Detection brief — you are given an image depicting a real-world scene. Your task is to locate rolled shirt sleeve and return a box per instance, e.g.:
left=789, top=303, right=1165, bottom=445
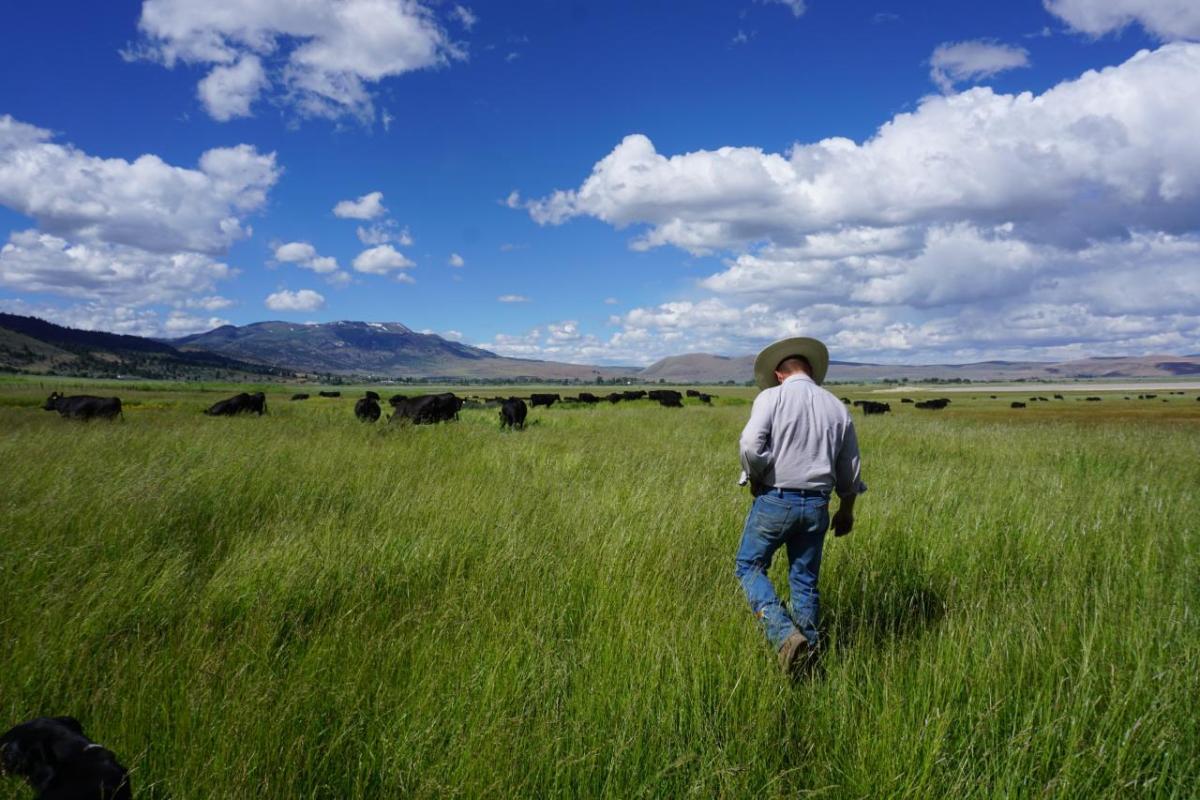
left=739, top=390, right=775, bottom=484
left=834, top=418, right=868, bottom=497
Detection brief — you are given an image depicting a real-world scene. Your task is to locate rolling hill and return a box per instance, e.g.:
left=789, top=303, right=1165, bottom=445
left=0, top=313, right=293, bottom=381
left=637, top=352, right=1200, bottom=383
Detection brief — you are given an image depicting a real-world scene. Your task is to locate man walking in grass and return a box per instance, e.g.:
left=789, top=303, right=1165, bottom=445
left=735, top=337, right=867, bottom=676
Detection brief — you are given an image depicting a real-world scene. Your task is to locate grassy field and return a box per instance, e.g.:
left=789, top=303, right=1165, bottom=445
left=1, top=379, right=1198, bottom=798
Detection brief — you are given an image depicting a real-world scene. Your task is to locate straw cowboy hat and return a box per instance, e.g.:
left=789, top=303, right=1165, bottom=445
left=753, top=337, right=830, bottom=389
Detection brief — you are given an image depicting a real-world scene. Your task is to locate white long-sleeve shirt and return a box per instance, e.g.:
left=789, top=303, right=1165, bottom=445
left=739, top=373, right=867, bottom=496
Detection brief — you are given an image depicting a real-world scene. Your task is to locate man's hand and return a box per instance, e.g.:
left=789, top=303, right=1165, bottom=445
left=831, top=507, right=853, bottom=536
left=750, top=479, right=766, bottom=497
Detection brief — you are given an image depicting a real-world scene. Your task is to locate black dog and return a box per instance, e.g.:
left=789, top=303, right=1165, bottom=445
left=1, top=717, right=131, bottom=799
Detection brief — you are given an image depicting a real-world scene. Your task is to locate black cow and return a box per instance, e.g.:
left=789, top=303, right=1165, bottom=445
left=915, top=398, right=950, bottom=410
left=659, top=396, right=683, bottom=407
left=686, top=389, right=700, bottom=397
left=0, top=716, right=131, bottom=800
left=290, top=393, right=310, bottom=401
left=622, top=390, right=647, bottom=401
left=1086, top=397, right=1102, bottom=402
left=607, top=393, right=623, bottom=403
left=1011, top=401, right=1026, bottom=408
left=859, top=401, right=891, bottom=415
left=1053, top=394, right=1064, bottom=400
left=389, top=393, right=463, bottom=425
left=900, top=398, right=914, bottom=404
left=578, top=392, right=600, bottom=404
left=318, top=391, right=341, bottom=398
left=648, top=390, right=682, bottom=404
left=697, top=393, right=713, bottom=404
left=42, top=393, right=122, bottom=421
left=205, top=392, right=266, bottom=416
left=355, top=396, right=381, bottom=422
left=530, top=393, right=560, bottom=408
left=364, top=391, right=380, bottom=401
left=841, top=397, right=852, bottom=405
left=500, top=397, right=527, bottom=429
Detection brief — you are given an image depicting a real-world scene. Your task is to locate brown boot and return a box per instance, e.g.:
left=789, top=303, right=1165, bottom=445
left=777, top=631, right=809, bottom=675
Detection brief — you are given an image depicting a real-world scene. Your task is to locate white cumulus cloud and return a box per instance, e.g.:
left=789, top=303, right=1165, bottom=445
left=0, top=229, right=233, bottom=306
left=131, top=0, right=466, bottom=122
left=196, top=54, right=268, bottom=120
left=274, top=241, right=340, bottom=273
left=1044, top=0, right=1200, bottom=41
left=352, top=244, right=414, bottom=274
left=0, top=298, right=228, bottom=338
left=0, top=115, right=279, bottom=255
left=265, top=288, right=325, bottom=312
left=929, top=40, right=1030, bottom=93
left=447, top=252, right=465, bottom=267
left=514, top=44, right=1200, bottom=362
left=334, top=190, right=387, bottom=220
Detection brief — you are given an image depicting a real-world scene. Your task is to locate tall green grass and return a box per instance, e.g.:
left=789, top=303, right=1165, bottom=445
left=1, top=386, right=1197, bottom=798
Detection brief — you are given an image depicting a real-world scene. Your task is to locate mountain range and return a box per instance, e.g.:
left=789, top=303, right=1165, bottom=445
left=638, top=352, right=1200, bottom=383
left=2, top=313, right=1198, bottom=383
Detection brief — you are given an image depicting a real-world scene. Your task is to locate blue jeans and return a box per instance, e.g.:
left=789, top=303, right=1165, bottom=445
left=734, top=488, right=830, bottom=650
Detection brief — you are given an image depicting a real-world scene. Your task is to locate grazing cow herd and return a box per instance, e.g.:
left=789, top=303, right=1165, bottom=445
left=36, top=386, right=1199, bottom=428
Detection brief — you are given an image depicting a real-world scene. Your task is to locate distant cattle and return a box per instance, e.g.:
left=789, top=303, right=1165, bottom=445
left=856, top=400, right=890, bottom=415
left=1011, top=401, right=1026, bottom=409
left=42, top=392, right=122, bottom=421
left=389, top=392, right=463, bottom=425
left=318, top=391, right=341, bottom=398
left=840, top=397, right=851, bottom=405
left=686, top=389, right=700, bottom=397
left=900, top=398, right=914, bottom=404
left=1140, top=394, right=1157, bottom=400
left=696, top=393, right=713, bottom=404
left=530, top=393, right=560, bottom=408
left=622, top=390, right=647, bottom=401
left=648, top=389, right=682, bottom=404
left=1054, top=394, right=1064, bottom=400
left=355, top=396, right=381, bottom=422
left=989, top=395, right=998, bottom=399
left=915, top=398, right=951, bottom=410
left=205, top=392, right=266, bottom=416
left=290, top=393, right=310, bottom=401
left=1086, top=397, right=1102, bottom=402
left=578, top=392, right=600, bottom=404
left=500, top=397, right=528, bottom=429
left=364, top=390, right=380, bottom=401
left=607, top=393, right=623, bottom=403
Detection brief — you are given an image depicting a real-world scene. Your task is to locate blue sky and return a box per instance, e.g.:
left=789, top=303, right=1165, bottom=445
left=1, top=0, right=1197, bottom=364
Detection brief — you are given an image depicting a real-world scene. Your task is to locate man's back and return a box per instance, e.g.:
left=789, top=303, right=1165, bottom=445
left=739, top=373, right=863, bottom=494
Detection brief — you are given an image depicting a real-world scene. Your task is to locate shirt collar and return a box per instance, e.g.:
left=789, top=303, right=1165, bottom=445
left=781, top=372, right=815, bottom=386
